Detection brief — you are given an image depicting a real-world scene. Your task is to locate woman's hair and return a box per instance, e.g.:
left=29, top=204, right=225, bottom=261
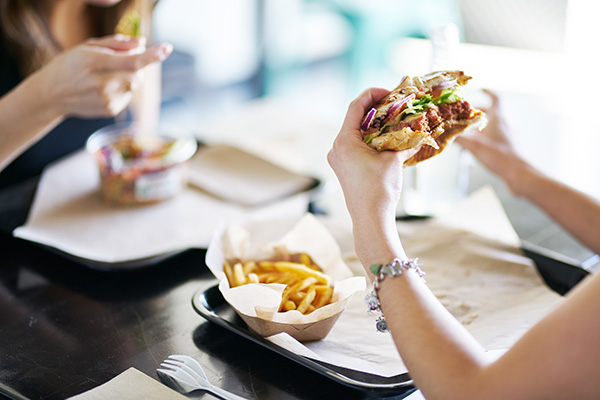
left=0, top=0, right=136, bottom=76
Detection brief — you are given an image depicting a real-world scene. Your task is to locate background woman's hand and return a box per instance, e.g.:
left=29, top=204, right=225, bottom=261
left=36, top=34, right=172, bottom=118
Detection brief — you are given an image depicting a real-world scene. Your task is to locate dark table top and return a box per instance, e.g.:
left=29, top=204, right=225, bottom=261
left=0, top=232, right=418, bottom=400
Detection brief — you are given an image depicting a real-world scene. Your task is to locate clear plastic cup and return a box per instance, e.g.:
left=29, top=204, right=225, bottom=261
left=86, top=122, right=198, bottom=206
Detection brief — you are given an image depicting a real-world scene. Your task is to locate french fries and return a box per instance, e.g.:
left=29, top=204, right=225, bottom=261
left=223, top=253, right=334, bottom=315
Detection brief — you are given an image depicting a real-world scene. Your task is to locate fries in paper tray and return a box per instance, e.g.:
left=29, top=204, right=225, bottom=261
left=205, top=213, right=366, bottom=342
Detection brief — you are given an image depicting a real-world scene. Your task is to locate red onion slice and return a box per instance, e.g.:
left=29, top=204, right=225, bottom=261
left=361, top=108, right=377, bottom=131
left=432, top=79, right=457, bottom=92
left=387, top=93, right=416, bottom=116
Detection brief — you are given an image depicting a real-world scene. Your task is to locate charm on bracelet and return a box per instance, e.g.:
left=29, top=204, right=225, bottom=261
left=364, top=291, right=381, bottom=313
left=375, top=316, right=389, bottom=333
left=364, top=258, right=425, bottom=333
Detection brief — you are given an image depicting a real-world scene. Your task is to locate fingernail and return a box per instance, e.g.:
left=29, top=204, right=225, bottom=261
left=158, top=43, right=173, bottom=59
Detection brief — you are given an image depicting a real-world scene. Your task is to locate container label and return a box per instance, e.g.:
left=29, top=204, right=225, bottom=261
left=135, top=167, right=183, bottom=201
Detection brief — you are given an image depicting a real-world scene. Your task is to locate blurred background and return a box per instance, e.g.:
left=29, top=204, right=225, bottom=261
left=151, top=0, right=599, bottom=203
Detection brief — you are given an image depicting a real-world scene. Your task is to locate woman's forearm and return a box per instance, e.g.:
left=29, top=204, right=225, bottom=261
left=0, top=70, right=64, bottom=171
left=509, top=164, right=600, bottom=254
left=351, top=204, right=406, bottom=267
left=377, top=269, right=490, bottom=399
left=351, top=206, right=491, bottom=399
left=461, top=127, right=600, bottom=254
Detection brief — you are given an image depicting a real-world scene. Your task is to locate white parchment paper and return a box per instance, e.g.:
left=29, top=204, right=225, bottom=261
left=13, top=150, right=312, bottom=264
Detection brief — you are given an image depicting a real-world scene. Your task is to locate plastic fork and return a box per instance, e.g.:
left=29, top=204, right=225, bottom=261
left=157, top=355, right=247, bottom=400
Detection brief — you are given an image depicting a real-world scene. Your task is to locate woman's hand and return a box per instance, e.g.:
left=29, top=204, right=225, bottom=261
left=0, top=34, right=173, bottom=170
left=35, top=34, right=172, bottom=119
left=455, top=89, right=532, bottom=194
left=328, top=88, right=418, bottom=266
left=328, top=88, right=418, bottom=217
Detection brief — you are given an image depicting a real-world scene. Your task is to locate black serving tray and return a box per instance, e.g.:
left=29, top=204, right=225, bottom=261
left=521, top=240, right=590, bottom=295
left=191, top=239, right=592, bottom=398
left=192, top=284, right=416, bottom=398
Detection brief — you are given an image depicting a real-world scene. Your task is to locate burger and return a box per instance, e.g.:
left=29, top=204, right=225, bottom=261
left=361, top=70, right=487, bottom=165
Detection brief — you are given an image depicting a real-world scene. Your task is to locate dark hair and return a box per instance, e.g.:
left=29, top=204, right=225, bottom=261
left=0, top=0, right=136, bottom=76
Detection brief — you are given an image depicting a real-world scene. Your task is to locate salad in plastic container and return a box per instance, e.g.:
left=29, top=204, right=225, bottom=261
left=86, top=122, right=198, bottom=206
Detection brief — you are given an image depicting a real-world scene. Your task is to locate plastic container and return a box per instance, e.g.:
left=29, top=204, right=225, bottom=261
left=86, top=122, right=198, bottom=206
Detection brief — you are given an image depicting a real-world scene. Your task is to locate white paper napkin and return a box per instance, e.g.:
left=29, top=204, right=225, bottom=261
left=67, top=368, right=187, bottom=400
left=187, top=144, right=316, bottom=206
left=13, top=149, right=312, bottom=265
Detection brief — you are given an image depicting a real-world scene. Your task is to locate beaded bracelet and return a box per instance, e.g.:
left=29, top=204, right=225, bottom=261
left=364, top=258, right=426, bottom=333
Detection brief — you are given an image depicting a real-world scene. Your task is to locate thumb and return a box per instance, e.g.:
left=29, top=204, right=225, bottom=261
left=342, top=87, right=389, bottom=133
left=95, top=43, right=173, bottom=72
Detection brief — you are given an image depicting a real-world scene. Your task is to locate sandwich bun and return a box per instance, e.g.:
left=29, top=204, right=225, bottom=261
left=362, top=71, right=487, bottom=165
